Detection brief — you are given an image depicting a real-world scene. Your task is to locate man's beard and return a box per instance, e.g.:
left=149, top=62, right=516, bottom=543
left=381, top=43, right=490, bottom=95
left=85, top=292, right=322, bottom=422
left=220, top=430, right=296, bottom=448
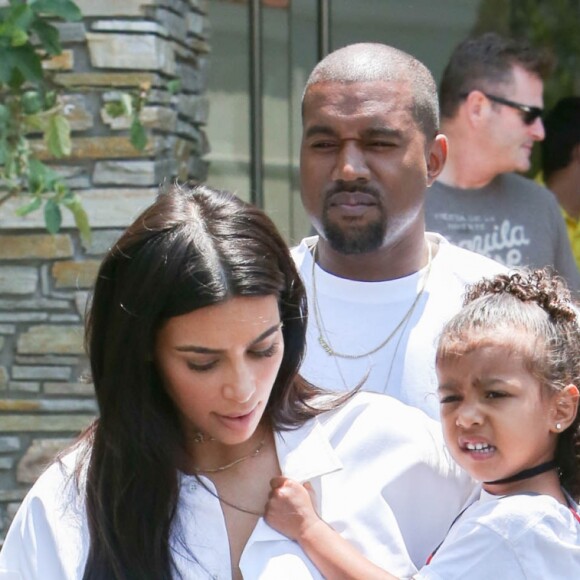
left=322, top=214, right=386, bottom=255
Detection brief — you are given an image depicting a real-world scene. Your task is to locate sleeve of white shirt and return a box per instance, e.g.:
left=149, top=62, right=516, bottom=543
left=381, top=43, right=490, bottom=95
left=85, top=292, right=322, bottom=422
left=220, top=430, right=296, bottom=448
left=0, top=457, right=89, bottom=580
left=413, top=523, right=527, bottom=580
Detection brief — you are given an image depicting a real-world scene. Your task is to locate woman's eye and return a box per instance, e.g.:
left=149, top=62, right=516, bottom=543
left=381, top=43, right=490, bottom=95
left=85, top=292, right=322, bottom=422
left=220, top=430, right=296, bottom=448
left=187, top=360, right=217, bottom=372
left=251, top=343, right=279, bottom=359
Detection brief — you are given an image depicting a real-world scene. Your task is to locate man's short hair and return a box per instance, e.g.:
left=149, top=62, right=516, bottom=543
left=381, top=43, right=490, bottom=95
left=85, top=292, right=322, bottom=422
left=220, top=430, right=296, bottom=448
left=302, top=43, right=440, bottom=138
left=439, top=32, right=552, bottom=120
left=542, top=96, right=580, bottom=180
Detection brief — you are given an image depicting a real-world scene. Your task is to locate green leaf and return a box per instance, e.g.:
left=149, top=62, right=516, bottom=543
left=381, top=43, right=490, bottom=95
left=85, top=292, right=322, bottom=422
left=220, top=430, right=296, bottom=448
left=0, top=48, right=13, bottom=83
left=130, top=118, right=147, bottom=151
left=6, top=4, right=35, bottom=33
left=10, top=28, right=29, bottom=47
left=22, top=90, right=43, bottom=114
left=46, top=114, right=71, bottom=158
left=120, top=93, right=133, bottom=116
left=44, top=90, right=57, bottom=109
left=31, top=20, right=61, bottom=55
left=167, top=79, right=181, bottom=94
left=63, top=194, right=91, bottom=242
left=31, top=0, right=83, bottom=22
left=15, top=195, right=42, bottom=216
left=0, top=103, right=9, bottom=124
left=44, top=198, right=62, bottom=233
left=28, top=158, right=60, bottom=192
left=10, top=45, right=43, bottom=85
left=104, top=101, right=126, bottom=118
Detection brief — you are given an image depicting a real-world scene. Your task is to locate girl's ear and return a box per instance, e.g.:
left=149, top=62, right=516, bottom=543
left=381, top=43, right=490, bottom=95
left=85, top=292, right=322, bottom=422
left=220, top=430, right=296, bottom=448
left=550, top=384, right=580, bottom=433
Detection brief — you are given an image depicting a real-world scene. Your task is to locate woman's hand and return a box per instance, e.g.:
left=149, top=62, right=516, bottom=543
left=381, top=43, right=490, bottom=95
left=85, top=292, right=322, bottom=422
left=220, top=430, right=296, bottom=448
left=265, top=476, right=321, bottom=541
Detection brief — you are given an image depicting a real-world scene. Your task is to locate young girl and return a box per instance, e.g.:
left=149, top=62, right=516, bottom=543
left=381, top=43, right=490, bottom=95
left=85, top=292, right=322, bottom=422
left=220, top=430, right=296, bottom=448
left=265, top=269, right=580, bottom=579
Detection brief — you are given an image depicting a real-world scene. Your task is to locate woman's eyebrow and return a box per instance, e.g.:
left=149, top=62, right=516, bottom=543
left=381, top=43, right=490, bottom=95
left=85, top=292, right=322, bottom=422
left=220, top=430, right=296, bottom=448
left=175, top=322, right=282, bottom=353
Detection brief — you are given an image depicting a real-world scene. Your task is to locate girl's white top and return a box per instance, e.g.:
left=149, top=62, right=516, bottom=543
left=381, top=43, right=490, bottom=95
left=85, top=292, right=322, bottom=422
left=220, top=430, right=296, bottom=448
left=415, top=488, right=580, bottom=579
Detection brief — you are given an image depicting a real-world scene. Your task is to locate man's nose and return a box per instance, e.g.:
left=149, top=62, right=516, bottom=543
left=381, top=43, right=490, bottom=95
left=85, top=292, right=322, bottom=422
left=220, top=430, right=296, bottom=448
left=331, top=142, right=371, bottom=182
left=530, top=117, right=545, bottom=141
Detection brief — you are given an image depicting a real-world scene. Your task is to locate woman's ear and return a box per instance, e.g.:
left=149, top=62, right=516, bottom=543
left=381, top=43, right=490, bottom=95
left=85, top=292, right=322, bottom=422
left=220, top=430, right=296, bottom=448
left=550, top=384, right=580, bottom=433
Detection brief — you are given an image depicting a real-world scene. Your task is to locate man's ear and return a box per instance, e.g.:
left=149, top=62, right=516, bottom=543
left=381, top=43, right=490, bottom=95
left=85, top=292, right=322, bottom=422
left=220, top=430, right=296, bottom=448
left=426, top=134, right=447, bottom=185
left=464, top=90, right=490, bottom=127
left=550, top=384, right=580, bottom=433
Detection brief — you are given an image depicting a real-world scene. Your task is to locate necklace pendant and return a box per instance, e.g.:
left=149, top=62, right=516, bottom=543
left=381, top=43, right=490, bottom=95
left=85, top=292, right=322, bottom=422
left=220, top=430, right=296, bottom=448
left=318, top=335, right=334, bottom=355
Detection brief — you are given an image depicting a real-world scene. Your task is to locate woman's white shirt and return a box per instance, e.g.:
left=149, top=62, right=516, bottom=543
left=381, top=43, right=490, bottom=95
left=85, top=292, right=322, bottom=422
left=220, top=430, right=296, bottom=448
left=0, top=392, right=474, bottom=579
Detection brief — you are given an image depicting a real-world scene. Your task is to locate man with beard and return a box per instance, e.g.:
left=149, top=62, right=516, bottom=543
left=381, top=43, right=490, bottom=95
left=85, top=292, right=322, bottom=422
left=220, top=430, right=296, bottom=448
left=292, top=43, right=504, bottom=419
left=425, top=33, right=579, bottom=289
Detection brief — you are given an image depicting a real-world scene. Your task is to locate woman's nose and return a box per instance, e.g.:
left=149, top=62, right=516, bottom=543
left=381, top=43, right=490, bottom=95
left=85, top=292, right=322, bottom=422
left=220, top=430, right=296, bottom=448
left=222, top=363, right=255, bottom=404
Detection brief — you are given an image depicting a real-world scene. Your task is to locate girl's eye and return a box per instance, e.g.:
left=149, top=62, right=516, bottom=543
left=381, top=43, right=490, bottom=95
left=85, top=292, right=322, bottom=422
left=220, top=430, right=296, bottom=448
left=439, top=394, right=461, bottom=404
left=250, top=343, right=280, bottom=359
left=486, top=391, right=508, bottom=399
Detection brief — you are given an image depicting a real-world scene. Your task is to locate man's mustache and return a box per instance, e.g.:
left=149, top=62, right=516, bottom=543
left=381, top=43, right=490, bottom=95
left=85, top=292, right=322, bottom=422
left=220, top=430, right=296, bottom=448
left=323, top=182, right=381, bottom=204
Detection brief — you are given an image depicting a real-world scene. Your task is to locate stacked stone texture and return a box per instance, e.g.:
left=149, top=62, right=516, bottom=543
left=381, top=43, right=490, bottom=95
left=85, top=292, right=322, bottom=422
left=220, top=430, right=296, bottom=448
left=0, top=0, right=210, bottom=543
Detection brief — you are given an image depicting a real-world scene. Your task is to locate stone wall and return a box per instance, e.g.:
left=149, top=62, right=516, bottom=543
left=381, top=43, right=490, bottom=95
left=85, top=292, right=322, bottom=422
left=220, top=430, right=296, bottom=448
left=0, top=0, right=210, bottom=543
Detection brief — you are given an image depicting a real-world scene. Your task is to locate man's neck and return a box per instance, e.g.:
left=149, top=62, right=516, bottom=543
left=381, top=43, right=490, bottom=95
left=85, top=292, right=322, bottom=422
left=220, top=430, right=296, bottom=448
left=314, top=231, right=431, bottom=282
left=438, top=122, right=497, bottom=189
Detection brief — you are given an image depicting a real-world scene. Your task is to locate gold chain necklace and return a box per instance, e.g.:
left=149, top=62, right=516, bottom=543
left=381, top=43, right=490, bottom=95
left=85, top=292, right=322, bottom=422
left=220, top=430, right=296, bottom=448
left=191, top=437, right=266, bottom=474
left=196, top=477, right=265, bottom=517
left=311, top=239, right=433, bottom=360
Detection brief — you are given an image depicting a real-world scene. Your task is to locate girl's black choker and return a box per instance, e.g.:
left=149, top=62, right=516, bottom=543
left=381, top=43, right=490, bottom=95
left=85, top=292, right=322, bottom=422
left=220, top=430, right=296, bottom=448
left=484, top=459, right=558, bottom=485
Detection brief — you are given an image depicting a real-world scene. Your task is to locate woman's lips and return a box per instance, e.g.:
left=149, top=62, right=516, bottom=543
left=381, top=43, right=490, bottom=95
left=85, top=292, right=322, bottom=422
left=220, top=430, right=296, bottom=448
left=215, top=407, right=258, bottom=430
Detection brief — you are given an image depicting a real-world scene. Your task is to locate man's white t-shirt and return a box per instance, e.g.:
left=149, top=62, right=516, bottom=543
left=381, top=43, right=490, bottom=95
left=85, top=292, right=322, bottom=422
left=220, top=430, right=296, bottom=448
left=292, top=233, right=505, bottom=419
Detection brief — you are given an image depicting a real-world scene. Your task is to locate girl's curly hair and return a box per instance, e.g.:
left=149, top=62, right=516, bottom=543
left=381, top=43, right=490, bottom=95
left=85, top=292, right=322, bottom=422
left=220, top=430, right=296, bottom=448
left=437, top=268, right=580, bottom=499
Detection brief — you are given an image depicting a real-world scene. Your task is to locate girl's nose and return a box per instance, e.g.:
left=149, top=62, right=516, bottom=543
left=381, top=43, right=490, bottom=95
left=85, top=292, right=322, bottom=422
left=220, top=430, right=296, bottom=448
left=455, top=402, right=483, bottom=428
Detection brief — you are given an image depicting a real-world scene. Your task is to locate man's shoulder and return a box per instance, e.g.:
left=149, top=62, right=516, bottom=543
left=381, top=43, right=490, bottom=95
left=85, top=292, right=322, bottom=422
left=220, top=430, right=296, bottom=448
left=498, top=172, right=559, bottom=201
left=433, top=235, right=507, bottom=281
left=319, top=391, right=441, bottom=441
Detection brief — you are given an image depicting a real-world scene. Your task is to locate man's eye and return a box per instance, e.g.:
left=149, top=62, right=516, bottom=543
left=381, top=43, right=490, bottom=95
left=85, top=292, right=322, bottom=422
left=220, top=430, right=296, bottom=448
left=311, top=141, right=336, bottom=149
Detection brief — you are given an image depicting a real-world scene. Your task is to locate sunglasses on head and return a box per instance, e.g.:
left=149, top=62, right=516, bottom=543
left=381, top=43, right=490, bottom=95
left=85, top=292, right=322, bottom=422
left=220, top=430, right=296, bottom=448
left=461, top=91, right=543, bottom=125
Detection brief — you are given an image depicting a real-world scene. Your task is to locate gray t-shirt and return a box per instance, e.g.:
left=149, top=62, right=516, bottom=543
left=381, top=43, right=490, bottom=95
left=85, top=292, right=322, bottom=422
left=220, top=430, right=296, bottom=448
left=425, top=173, right=580, bottom=291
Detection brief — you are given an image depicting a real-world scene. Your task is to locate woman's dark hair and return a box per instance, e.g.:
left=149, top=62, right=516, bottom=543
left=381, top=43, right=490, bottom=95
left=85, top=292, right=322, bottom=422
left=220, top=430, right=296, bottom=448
left=437, top=268, right=580, bottom=500
left=78, top=183, right=333, bottom=579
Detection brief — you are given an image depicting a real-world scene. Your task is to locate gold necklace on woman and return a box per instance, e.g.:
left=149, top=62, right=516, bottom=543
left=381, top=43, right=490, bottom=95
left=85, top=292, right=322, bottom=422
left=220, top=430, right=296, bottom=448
left=191, top=437, right=266, bottom=474
left=311, top=239, right=433, bottom=360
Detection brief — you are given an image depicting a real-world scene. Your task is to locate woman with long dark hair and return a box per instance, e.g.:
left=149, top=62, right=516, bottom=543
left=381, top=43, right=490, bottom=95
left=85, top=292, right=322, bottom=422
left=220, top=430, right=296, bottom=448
left=0, top=184, right=472, bottom=579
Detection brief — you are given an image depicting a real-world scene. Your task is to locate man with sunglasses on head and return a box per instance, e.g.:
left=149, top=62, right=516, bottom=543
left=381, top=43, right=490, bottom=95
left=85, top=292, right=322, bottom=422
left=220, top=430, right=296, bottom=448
left=425, top=32, right=580, bottom=290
